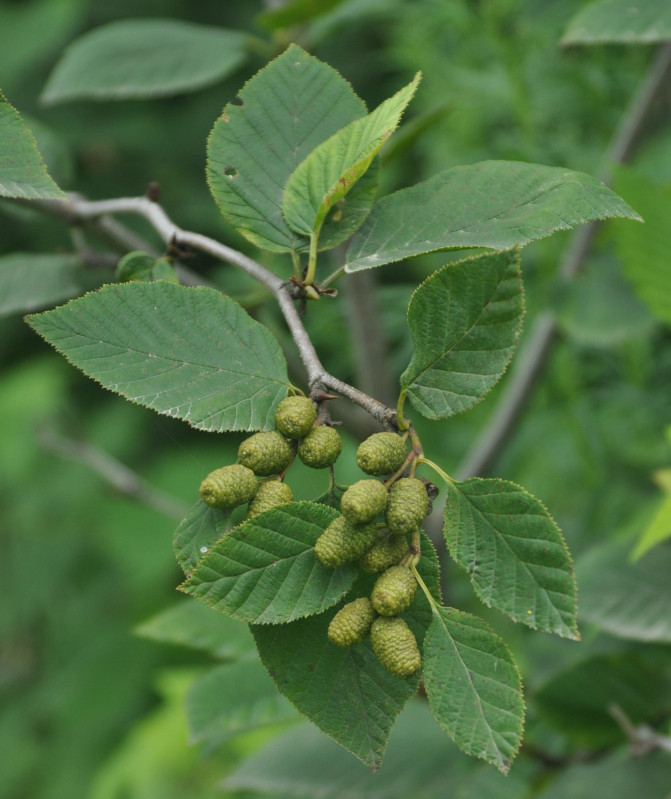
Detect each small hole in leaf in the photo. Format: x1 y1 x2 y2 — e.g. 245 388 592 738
223 165 238 178
230 96 244 107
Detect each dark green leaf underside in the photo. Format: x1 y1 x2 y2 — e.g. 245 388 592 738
444 478 579 639
42 19 247 103
181 503 356 624
252 532 440 770
27 282 289 433
346 160 640 272
401 249 524 419
173 500 232 577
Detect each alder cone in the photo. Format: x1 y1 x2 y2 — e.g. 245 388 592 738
328 597 376 647
385 477 430 535
370 616 421 679
238 431 293 476
359 535 407 574
356 432 407 475
371 564 418 616
247 480 293 519
298 425 342 469
274 396 316 439
199 464 258 510
340 479 388 524
314 515 378 568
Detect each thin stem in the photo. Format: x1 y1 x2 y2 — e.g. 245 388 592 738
455 42 671 481
26 193 398 429
305 232 319 286
417 456 455 486
411 563 439 611
321 264 346 290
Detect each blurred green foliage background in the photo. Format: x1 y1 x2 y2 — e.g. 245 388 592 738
1 1 670 797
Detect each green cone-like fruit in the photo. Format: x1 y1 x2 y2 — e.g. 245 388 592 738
370 616 421 679
385 477 430 535
356 432 408 475
359 535 408 574
274 396 317 439
340 479 388 524
200 464 258 510
247 480 293 519
328 597 376 647
298 425 342 469
371 565 417 616
314 515 378 568
238 431 292 476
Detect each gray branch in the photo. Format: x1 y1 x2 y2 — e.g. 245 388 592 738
38 427 190 520
456 42 671 481
31 193 397 429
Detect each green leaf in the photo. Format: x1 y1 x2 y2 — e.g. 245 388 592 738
252 533 440 770
0 253 101 317
444 478 579 639
224 700 529 799
186 659 297 745
610 166 671 325
562 0 671 45
345 161 640 272
181 503 356 624
400 250 524 420
0 91 65 200
282 73 420 239
423 606 524 774
41 19 247 103
632 492 671 561
173 500 231 577
135 599 254 660
26 282 289 433
577 538 671 642
207 44 372 254
115 251 179 284
535 748 671 799
533 651 671 747
257 0 347 31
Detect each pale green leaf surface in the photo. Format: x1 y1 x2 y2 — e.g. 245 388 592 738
135 599 254 660
610 166 671 324
186 660 297 744
181 503 356 624
252 533 440 770
282 73 420 237
536 748 671 799
26 282 289 433
423 607 524 774
562 0 671 45
631 493 671 560
173 500 231 576
0 92 65 199
444 478 579 638
0 253 100 317
346 161 640 272
207 44 371 253
400 250 524 420
224 701 528 799
533 651 671 747
41 19 247 103
577 538 671 641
